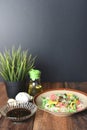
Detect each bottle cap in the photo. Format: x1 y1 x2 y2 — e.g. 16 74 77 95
29 69 41 80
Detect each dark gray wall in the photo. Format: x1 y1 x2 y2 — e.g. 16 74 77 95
0 0 87 82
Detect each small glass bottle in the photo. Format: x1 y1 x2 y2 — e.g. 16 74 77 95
28 69 43 96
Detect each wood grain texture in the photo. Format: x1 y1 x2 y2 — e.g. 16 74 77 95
33 109 68 130
0 82 87 130
0 82 8 107
33 109 87 130
0 82 35 130
0 116 35 130
42 82 65 90
65 82 87 93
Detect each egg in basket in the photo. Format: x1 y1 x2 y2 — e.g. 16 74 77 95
0 92 37 122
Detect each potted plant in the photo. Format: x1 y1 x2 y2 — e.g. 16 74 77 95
0 46 36 98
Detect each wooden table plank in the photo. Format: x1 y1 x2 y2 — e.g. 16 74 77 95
0 116 35 130
33 109 68 130
0 82 87 130
42 82 65 90
0 82 8 107
33 82 65 130
0 82 35 130
33 82 87 130
64 82 87 93
33 109 87 130
67 110 87 130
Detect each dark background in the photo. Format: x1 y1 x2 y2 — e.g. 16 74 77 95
0 0 87 82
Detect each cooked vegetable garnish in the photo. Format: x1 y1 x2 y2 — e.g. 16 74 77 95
41 93 84 113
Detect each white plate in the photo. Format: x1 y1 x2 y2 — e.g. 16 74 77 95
34 88 87 116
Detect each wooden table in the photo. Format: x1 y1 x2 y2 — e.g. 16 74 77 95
0 82 87 130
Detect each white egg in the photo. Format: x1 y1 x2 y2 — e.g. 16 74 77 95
15 92 30 103
7 98 17 106
19 92 33 100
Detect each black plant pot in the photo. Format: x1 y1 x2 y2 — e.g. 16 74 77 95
5 81 28 98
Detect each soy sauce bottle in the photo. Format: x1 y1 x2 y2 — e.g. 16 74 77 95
28 69 43 96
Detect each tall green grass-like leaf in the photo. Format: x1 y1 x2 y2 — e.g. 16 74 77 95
0 46 36 82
